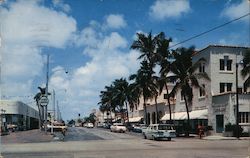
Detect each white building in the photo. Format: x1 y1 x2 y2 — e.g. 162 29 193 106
0 100 40 131
129 45 250 134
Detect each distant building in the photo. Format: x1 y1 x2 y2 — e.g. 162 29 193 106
0 100 39 131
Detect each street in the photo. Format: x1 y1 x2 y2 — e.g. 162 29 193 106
1 127 250 158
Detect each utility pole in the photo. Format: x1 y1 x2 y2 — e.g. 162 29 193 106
51 89 55 134
236 63 240 139
0 19 4 158
44 54 49 134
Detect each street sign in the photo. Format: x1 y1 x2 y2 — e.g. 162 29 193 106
40 96 49 106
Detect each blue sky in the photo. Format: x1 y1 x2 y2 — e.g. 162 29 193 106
0 0 249 120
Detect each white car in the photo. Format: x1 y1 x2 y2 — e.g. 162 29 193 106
84 123 94 128
110 123 127 133
143 124 176 141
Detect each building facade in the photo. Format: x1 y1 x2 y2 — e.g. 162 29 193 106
129 45 250 134
0 100 39 131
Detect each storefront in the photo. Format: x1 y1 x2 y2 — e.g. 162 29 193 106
0 100 39 131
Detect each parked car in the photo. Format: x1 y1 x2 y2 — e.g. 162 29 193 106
110 123 127 133
7 124 17 132
143 124 176 141
133 124 147 133
125 122 134 132
84 123 94 128
103 123 112 129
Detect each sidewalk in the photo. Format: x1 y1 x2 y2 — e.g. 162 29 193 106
1 129 53 144
203 135 250 140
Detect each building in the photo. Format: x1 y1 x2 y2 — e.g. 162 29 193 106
0 100 39 131
129 45 250 135
95 109 115 125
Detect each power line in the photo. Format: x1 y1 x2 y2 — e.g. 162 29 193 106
169 12 250 49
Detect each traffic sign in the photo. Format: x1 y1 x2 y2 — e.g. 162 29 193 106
40 96 49 106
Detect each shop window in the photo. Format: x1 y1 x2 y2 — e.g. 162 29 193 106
239 112 250 123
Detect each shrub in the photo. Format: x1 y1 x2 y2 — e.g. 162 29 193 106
225 123 243 136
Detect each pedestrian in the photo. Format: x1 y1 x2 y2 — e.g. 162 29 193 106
198 125 204 139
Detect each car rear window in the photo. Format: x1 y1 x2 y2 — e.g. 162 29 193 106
158 125 173 130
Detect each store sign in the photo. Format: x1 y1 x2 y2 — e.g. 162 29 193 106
213 106 226 113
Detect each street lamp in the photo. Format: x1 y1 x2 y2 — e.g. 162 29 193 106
44 54 68 134
236 60 243 139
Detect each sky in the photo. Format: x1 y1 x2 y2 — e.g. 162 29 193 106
0 0 249 121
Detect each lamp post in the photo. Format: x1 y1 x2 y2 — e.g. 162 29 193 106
235 60 243 139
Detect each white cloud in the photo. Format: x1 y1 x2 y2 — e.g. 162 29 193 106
221 0 250 22
50 28 140 118
0 0 76 106
52 0 71 13
104 14 127 29
149 0 191 20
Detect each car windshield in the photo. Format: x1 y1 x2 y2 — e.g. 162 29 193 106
0 1 249 158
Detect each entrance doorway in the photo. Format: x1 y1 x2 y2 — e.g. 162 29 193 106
216 115 224 133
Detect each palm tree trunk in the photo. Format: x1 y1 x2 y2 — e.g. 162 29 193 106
125 101 129 123
165 84 172 122
143 96 148 125
154 96 159 123
36 103 43 130
110 109 113 124
183 94 190 137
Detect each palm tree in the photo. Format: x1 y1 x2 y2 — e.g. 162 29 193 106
129 60 158 125
34 87 46 129
155 32 173 122
112 78 130 122
131 32 158 65
131 31 164 124
99 85 116 123
241 49 250 91
169 47 210 136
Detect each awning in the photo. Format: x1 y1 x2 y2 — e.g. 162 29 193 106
160 112 186 121
189 109 208 119
160 109 208 121
128 117 142 123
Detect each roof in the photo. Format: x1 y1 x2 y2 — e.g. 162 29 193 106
193 44 250 57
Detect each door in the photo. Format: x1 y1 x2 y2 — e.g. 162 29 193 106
216 115 224 133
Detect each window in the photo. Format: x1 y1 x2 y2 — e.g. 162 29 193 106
199 84 205 97
227 60 232 71
220 82 232 93
181 93 184 101
220 83 225 93
219 57 232 71
220 59 224 70
239 112 250 123
226 83 232 92
237 88 243 94
199 63 205 73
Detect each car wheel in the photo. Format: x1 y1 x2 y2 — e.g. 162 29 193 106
144 134 147 139
167 137 171 141
153 136 157 141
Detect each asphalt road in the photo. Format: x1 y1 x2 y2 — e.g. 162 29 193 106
2 127 250 158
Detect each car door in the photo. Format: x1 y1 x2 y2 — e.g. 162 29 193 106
145 126 152 139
